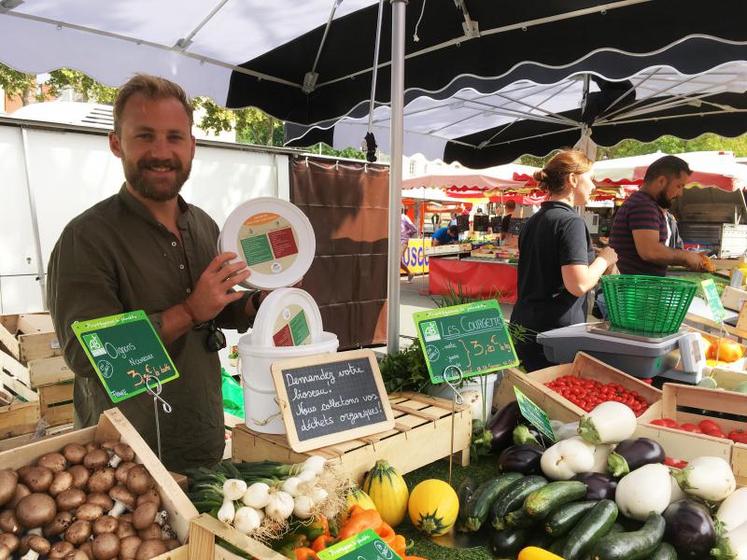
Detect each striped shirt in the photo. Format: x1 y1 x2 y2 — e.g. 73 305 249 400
609 190 667 276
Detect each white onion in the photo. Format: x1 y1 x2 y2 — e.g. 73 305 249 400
293 495 315 520
266 490 294 521
281 476 303 497
302 456 326 476
217 497 236 524
242 482 271 509
233 506 262 534
223 479 248 501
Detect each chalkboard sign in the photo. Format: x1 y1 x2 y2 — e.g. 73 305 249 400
72 310 179 403
414 299 519 384
272 349 395 453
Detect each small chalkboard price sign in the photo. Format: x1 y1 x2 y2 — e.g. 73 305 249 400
72 310 179 403
271 349 395 453
413 299 519 384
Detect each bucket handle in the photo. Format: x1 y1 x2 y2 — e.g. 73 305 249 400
249 397 283 426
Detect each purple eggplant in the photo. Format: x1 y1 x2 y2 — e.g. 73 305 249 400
571 472 618 500
607 437 665 477
497 444 543 474
663 499 716 559
488 401 522 453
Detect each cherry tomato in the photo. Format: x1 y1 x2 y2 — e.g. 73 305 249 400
728 430 747 444
698 419 723 433
680 423 703 433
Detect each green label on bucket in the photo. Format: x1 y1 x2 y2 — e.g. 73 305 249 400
702 279 726 322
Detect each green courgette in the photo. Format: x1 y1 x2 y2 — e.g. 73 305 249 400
504 506 536 529
561 499 618 560
455 476 477 532
464 473 523 532
488 527 528 558
550 536 568 556
490 475 547 530
590 513 665 560
544 500 599 537
524 480 588 519
648 542 678 560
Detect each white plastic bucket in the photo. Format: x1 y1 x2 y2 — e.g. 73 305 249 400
427 372 501 423
243 384 286 434
238 331 339 392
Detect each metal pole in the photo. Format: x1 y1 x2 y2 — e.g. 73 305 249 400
20 128 47 310
387 0 407 355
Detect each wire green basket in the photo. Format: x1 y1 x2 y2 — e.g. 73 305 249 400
600 274 697 335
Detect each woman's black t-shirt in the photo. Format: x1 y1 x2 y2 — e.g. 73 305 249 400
510 201 595 333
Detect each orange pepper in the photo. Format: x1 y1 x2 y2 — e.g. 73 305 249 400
388 535 407 557
311 534 336 553
376 522 395 541
294 547 319 560
338 508 383 540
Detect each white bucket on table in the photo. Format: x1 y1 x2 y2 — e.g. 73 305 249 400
243 383 286 434
427 372 501 423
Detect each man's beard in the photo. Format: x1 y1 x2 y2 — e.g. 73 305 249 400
656 190 672 209
125 157 191 202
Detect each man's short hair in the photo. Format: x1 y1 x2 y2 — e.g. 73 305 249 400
505 200 516 211
113 73 194 134
643 155 692 184
448 225 459 235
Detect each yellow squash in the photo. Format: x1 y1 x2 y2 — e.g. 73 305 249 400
362 460 409 527
517 547 565 560
407 479 459 536
345 486 377 514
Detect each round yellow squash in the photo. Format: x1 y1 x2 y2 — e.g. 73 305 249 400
407 479 459 536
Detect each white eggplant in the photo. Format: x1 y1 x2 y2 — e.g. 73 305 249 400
540 436 596 480
669 474 686 504
578 401 637 444
615 463 672 521
233 507 262 534
718 488 747 534
674 456 736 503
712 520 747 560
550 420 580 441
591 444 612 473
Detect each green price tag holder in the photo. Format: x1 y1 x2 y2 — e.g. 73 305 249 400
73 310 179 460
318 529 401 560
701 279 726 323
513 386 556 443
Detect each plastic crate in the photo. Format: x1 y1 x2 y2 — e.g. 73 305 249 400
601 274 697 335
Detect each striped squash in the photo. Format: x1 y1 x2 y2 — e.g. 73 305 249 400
362 460 409 527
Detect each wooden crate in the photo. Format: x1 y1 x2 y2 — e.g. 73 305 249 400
635 383 747 486
0 313 63 364
186 513 286 560
232 392 472 483
493 368 582 423
0 422 74 453
0 354 40 438
508 352 663 422
0 408 199 544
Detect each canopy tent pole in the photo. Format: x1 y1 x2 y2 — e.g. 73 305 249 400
387 0 406 354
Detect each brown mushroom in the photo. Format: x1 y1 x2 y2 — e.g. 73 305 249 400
92 532 120 560
75 503 104 522
164 539 179 551
116 520 137 539
119 535 142 560
48 540 75 559
93 515 118 535
100 441 118 452
126 466 154 496
87 492 114 511
20 534 50 560
16 492 57 529
0 545 11 560
119 512 133 524
109 443 135 468
62 444 87 465
65 550 91 560
135 539 167 560
37 452 67 473
0 534 19 555
0 469 18 507
56 488 87 512
0 509 21 534
131 502 158 531
85 442 99 454
108 486 135 518
79 541 94 559
65 519 92 546
88 468 116 494
7 482 30 509
135 488 161 509
44 510 74 538
115 462 136 486
17 465 54 493
49 470 74 496
83 449 109 471
137 523 162 541
68 465 90 490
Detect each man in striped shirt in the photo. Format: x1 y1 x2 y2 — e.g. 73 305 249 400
610 155 704 276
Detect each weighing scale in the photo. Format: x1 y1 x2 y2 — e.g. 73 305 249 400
537 322 707 383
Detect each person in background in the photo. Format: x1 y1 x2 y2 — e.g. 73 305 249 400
609 155 703 275
448 212 458 226
431 224 459 246
511 149 618 372
500 200 516 243
400 209 417 282
47 74 267 471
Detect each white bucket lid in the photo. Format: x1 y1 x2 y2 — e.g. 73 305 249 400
220 197 316 290
251 288 323 347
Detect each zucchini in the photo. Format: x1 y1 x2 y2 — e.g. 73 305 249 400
490 475 547 530
544 500 599 537
550 536 568 556
489 527 528 558
524 481 588 519
648 542 677 560
455 476 477 532
590 513 665 560
504 506 536 529
561 499 618 560
464 473 523 531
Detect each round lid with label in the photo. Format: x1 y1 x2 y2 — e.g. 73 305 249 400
221 197 315 290
251 288 323 347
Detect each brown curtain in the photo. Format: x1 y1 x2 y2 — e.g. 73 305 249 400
289 156 389 349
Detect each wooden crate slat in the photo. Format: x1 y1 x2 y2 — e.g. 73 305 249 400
733 444 747 487
0 350 32 388
18 331 61 363
394 391 469 411
188 514 286 560
0 368 38 402
390 403 440 421
0 401 40 439
28 356 73 388
39 381 74 405
17 313 55 334
0 422 74 453
0 316 20 360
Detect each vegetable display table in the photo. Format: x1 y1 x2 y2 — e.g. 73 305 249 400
428 257 517 303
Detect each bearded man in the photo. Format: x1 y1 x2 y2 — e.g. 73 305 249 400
609 155 705 276
47 74 265 471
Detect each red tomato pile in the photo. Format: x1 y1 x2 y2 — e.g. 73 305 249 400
650 418 747 443
545 375 649 416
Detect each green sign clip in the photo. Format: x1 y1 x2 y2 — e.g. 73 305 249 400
318 529 401 560
73 310 179 403
513 386 556 443
701 279 726 323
